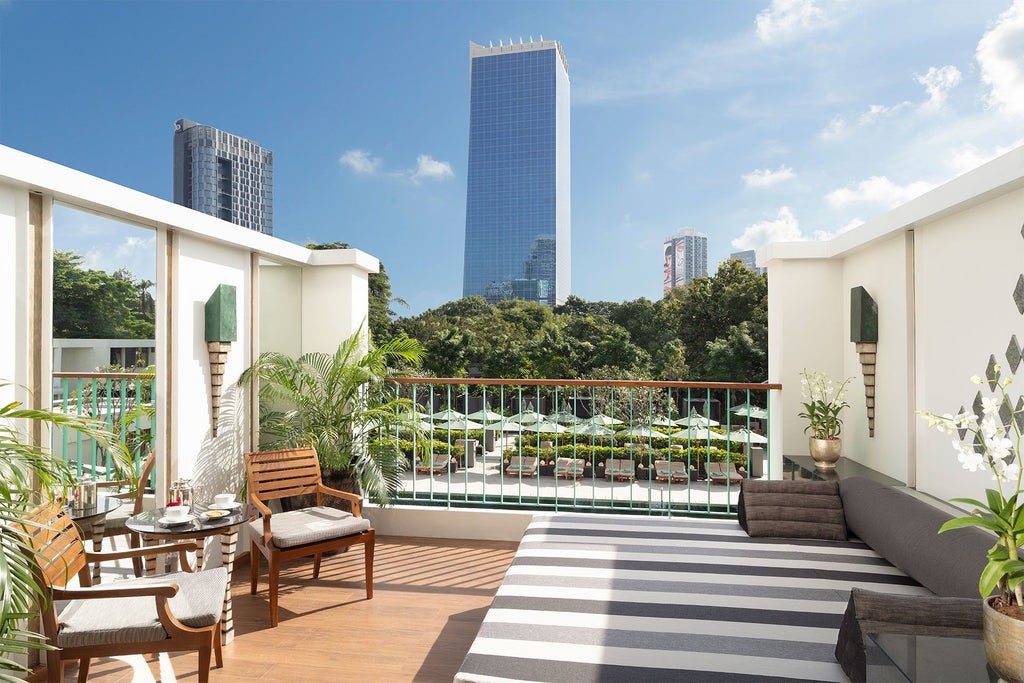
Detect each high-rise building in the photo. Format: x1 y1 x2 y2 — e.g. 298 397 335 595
463 39 571 306
663 228 708 292
729 249 766 275
173 119 273 235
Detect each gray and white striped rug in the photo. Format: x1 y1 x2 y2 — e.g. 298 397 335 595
456 513 931 683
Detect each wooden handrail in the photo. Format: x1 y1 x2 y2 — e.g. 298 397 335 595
391 377 781 390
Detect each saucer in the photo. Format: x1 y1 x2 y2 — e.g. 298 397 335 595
159 514 196 526
200 509 230 520
210 501 241 510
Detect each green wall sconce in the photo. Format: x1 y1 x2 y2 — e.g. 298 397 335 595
850 286 878 437
205 284 237 437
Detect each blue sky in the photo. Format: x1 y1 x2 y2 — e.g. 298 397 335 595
2 0 1023 315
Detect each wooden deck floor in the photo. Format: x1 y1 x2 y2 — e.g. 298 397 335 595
50 536 518 683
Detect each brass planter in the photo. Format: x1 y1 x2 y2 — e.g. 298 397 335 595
808 437 841 468
984 596 1024 683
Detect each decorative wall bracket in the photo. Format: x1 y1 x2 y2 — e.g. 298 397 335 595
851 286 878 437
205 284 237 437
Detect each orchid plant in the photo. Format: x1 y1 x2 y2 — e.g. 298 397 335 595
918 365 1024 610
798 369 853 440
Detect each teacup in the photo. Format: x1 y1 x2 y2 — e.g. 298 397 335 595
214 493 235 507
165 505 190 522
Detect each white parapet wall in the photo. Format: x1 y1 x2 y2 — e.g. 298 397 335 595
365 505 534 543
763 145 1024 504
0 144 378 566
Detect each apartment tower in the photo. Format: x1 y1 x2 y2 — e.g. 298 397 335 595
663 228 708 292
173 119 273 235
462 38 571 306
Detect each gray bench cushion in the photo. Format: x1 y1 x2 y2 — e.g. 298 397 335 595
840 477 994 598
738 479 847 540
250 506 371 549
57 566 227 648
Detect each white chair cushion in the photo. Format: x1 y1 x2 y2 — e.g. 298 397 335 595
57 567 227 648
250 506 371 549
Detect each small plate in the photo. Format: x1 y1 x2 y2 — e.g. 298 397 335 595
158 514 196 526
200 509 230 520
210 501 242 510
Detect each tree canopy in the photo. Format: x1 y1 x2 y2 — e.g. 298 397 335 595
53 250 155 339
386 260 767 382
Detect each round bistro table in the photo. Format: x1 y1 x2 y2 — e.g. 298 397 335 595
127 503 256 645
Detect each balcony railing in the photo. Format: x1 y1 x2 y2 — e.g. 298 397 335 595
52 372 156 485
389 379 779 518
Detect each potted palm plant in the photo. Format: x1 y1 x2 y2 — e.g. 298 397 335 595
0 381 134 680
240 330 425 506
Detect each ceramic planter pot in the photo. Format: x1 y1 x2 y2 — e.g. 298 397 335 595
808 437 841 468
984 596 1024 683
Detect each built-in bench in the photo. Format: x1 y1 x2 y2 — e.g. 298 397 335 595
455 477 992 683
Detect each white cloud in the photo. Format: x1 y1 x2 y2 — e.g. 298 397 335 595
410 155 454 183
916 65 962 112
339 150 454 183
731 206 803 250
339 149 382 175
756 0 829 44
820 115 848 141
977 0 1024 116
947 140 1024 174
742 165 796 188
825 176 936 208
858 102 911 125
812 218 864 241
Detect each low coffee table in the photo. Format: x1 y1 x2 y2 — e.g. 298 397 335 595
127 503 256 645
866 632 995 682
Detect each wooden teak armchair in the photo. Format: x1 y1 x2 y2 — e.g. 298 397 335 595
20 502 226 683
244 447 375 627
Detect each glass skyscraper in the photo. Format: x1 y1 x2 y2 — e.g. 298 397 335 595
463 39 571 306
173 119 273 235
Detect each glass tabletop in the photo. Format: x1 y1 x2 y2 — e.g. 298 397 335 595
64 495 124 523
866 632 996 682
126 503 256 535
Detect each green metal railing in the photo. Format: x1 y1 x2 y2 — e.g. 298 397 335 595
52 372 156 486
390 378 780 518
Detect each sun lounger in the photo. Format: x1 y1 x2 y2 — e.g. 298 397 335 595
415 453 451 475
505 456 538 477
604 458 636 481
653 460 690 483
554 457 586 479
706 461 744 484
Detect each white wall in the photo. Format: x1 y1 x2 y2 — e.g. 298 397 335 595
915 186 1024 503
258 262 302 358
838 231 914 483
0 184 22 387
766 146 1024 504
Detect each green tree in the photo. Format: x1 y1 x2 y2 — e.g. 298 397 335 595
52 250 154 339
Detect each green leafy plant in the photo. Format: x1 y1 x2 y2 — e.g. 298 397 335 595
240 330 425 505
798 369 852 439
918 365 1024 611
0 382 134 680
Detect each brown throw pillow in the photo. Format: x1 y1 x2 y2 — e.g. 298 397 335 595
738 479 847 541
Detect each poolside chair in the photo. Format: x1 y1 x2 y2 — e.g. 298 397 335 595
653 460 691 483
505 456 538 476
554 457 586 479
604 458 636 481
19 502 226 683
415 452 451 475
707 461 745 484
